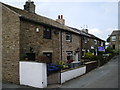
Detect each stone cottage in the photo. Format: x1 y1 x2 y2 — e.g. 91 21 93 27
1 0 105 84
70 27 105 57
107 30 120 52
1 1 81 84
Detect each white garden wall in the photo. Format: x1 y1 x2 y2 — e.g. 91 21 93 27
61 66 86 84
19 61 47 88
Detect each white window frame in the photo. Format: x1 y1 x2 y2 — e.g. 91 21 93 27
83 37 88 43
101 42 103 46
111 36 116 41
66 32 72 42
66 51 73 60
94 39 97 45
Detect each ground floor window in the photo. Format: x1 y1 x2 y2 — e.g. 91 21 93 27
43 52 52 63
82 49 85 57
66 51 73 60
26 53 35 61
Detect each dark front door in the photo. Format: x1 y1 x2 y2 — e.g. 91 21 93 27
112 45 115 49
43 52 52 63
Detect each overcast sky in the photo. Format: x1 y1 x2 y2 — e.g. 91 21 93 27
1 0 118 40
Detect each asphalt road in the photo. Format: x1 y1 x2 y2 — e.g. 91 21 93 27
60 55 119 88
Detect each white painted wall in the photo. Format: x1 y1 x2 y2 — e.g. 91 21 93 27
61 66 86 84
19 61 47 88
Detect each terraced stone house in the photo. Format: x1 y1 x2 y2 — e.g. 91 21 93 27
107 30 120 52
1 0 105 84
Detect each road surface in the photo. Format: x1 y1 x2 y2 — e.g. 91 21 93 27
60 55 119 88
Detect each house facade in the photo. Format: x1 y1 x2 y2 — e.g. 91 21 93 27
107 30 120 52
70 27 105 57
1 1 105 84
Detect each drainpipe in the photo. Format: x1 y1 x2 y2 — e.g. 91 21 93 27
60 30 62 84
60 30 63 62
81 35 83 64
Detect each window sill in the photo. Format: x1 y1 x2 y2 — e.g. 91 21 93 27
66 40 72 42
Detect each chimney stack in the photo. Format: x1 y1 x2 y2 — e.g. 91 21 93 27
24 0 35 13
56 15 65 25
82 25 89 33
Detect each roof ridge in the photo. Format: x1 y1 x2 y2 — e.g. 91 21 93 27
2 2 56 22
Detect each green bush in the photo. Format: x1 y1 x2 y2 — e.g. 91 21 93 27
56 61 69 69
105 46 113 53
113 50 119 55
84 52 94 59
98 51 105 55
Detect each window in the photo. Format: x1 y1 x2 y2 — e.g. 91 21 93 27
94 39 97 45
101 42 104 46
66 32 72 42
66 51 73 60
83 37 88 43
81 49 85 57
43 52 52 63
111 36 116 41
43 28 51 39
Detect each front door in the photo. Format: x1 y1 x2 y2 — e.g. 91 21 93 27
43 52 52 63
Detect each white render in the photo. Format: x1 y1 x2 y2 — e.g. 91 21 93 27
19 61 47 88
61 66 86 84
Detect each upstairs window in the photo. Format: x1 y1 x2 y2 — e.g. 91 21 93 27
94 39 97 45
66 51 73 60
43 28 51 39
101 42 104 46
83 37 88 43
66 32 72 42
111 36 116 41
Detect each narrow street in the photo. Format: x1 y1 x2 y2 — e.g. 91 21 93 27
60 55 119 88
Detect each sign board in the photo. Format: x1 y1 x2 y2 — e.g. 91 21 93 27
98 47 105 51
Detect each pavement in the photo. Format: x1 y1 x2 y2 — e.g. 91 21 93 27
1 55 119 89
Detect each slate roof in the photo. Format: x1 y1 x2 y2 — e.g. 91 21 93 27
2 3 79 34
107 30 120 42
2 2 105 41
69 26 105 41
111 30 120 36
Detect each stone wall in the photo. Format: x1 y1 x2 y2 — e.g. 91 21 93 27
0 3 2 88
47 73 60 84
20 20 61 63
110 35 120 51
62 32 81 62
20 19 82 63
2 5 20 84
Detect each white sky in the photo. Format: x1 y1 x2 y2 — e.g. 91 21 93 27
0 0 119 40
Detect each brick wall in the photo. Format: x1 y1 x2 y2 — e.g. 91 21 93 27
2 5 20 84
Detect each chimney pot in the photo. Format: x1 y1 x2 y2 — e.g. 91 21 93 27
61 15 63 19
58 15 60 19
